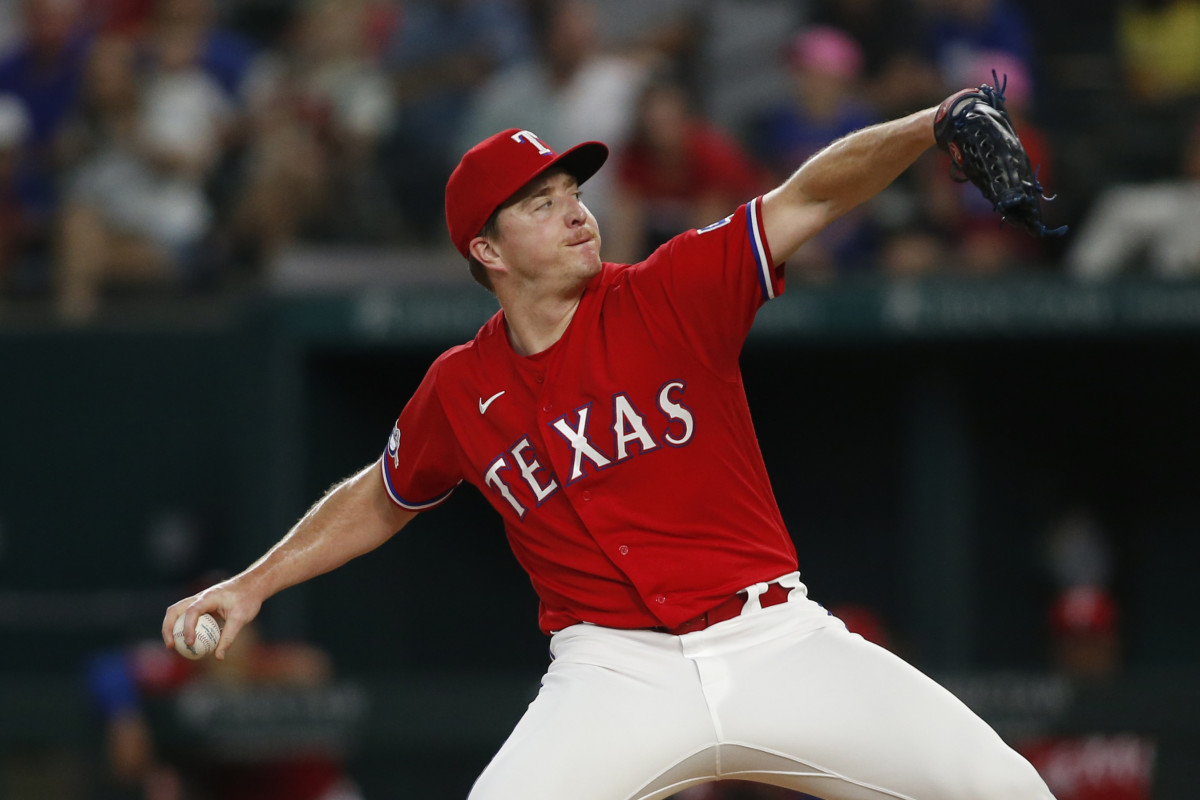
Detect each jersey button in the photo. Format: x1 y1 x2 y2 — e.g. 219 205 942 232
581 490 592 502
541 402 552 413
618 545 629 556
655 594 667 604
535 374 545 384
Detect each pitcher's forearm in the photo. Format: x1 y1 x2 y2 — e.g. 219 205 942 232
238 460 415 601
786 108 935 215
762 108 937 261
163 460 414 659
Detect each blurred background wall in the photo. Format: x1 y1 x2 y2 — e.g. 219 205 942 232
2 0 1199 798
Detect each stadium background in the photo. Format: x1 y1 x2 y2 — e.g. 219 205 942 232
1 0 1198 798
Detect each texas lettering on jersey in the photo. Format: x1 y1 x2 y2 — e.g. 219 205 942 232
483 380 694 518
379 197 798 634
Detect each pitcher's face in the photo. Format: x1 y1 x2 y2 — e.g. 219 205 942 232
491 170 602 290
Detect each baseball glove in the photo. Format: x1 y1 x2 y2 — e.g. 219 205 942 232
934 74 1066 237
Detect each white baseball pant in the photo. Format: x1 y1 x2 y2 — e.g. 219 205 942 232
467 576 1056 800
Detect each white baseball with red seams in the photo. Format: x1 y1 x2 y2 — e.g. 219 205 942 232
172 613 221 660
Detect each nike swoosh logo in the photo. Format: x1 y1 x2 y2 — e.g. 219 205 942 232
479 390 506 414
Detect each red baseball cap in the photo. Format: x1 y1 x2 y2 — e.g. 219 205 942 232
445 128 608 259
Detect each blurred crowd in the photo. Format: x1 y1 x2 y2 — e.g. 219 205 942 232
2 0 1200 321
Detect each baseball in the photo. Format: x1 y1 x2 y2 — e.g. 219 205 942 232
173 613 222 660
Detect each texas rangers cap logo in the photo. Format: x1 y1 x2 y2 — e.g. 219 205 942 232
388 425 401 469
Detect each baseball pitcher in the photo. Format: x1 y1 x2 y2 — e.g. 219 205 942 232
165 84 1058 800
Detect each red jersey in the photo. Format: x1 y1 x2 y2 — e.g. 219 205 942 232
381 197 797 633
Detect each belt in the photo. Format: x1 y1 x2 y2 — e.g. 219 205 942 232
655 581 792 635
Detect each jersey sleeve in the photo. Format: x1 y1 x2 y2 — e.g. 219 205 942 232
629 196 784 374
379 358 464 511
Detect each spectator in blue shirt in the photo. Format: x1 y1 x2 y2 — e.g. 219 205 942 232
379 0 532 240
